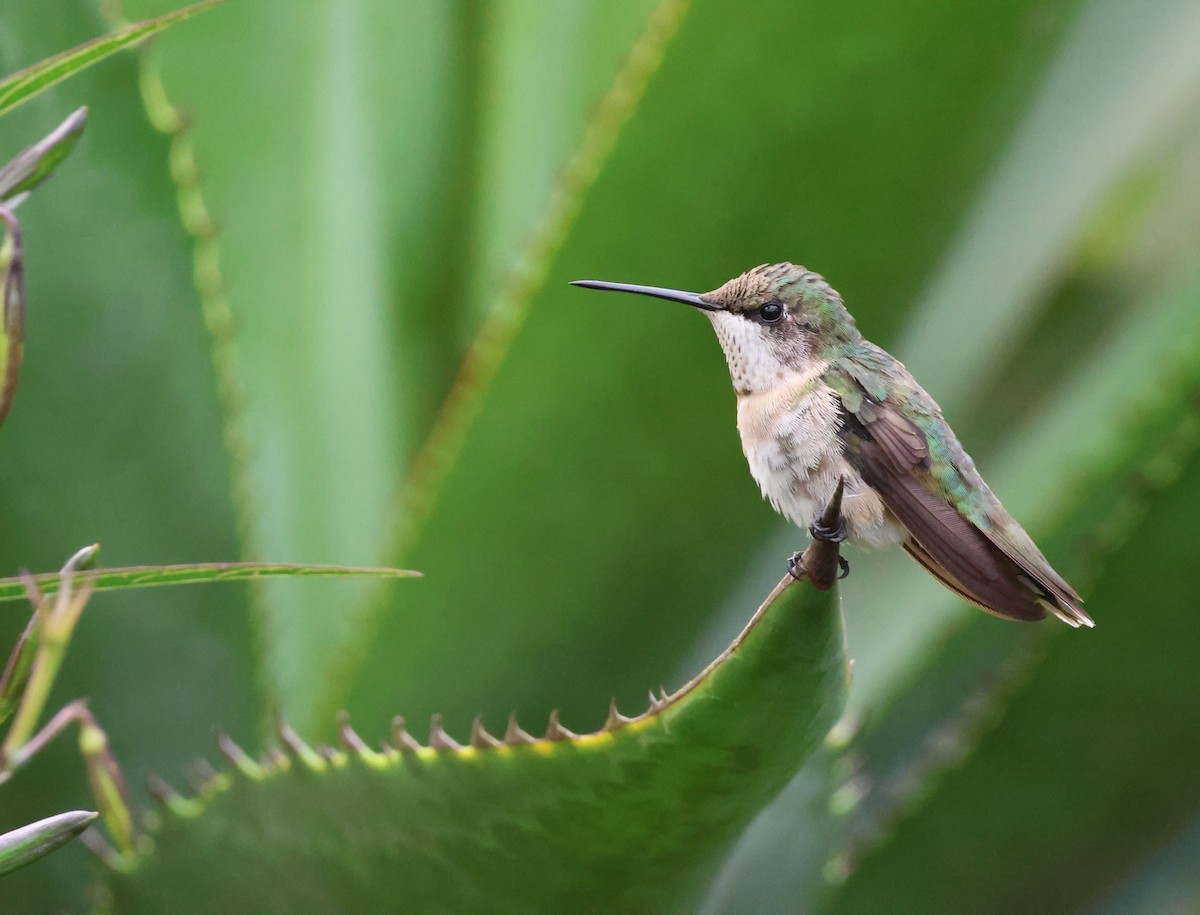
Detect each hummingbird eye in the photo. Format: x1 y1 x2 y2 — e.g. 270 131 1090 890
758 301 784 323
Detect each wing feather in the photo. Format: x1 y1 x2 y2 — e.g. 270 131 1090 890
827 363 1093 627
847 430 1047 622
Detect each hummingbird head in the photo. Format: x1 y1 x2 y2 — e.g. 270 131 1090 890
572 263 859 395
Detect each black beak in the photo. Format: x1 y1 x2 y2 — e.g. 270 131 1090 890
570 279 721 312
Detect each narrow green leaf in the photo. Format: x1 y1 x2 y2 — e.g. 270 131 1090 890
0 107 88 427
0 107 87 205
0 0 226 118
0 205 24 427
0 562 419 603
0 5 257 907
105 573 847 912
0 608 39 725
0 810 97 876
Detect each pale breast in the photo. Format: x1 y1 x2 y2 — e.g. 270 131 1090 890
736 372 904 547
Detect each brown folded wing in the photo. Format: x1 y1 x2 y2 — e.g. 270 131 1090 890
841 403 1049 622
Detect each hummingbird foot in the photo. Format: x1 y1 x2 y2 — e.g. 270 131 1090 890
807 476 848 544
788 477 849 588
808 517 847 544
789 552 849 582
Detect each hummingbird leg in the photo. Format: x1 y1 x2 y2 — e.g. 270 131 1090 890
788 478 849 588
808 476 848 543
807 486 848 545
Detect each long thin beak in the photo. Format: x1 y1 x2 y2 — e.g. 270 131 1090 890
570 279 721 312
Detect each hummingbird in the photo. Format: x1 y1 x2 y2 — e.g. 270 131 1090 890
572 263 1093 628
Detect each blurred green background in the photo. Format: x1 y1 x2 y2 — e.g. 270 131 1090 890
3 0 1200 910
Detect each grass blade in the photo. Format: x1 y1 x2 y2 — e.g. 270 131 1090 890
0 107 87 206
0 561 419 603
0 0 226 118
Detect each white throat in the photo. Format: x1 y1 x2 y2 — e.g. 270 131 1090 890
706 311 809 395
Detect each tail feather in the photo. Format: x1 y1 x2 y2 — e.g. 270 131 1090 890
903 539 1041 623
1037 593 1094 629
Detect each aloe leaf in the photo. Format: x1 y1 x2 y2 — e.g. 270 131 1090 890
1093 816 1200 915
0 562 418 604
118 0 675 735
456 0 664 334
0 0 225 118
826 440 1200 914
342 0 1084 756
823 0 1200 727
104 573 846 912
0 810 97 876
897 0 1200 412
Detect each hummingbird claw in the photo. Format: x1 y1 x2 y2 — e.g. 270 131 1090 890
808 517 848 543
789 551 849 582
788 478 848 589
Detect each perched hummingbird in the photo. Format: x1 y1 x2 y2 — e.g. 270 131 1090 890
572 263 1093 628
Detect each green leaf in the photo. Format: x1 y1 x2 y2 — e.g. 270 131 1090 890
1094 817 1200 915
120 0 672 735
0 610 37 726
8 0 1200 908
826 431 1200 914
104 573 847 912
341 0 1084 753
0 106 87 205
0 106 88 427
896 0 1200 414
0 205 23 428
0 810 97 876
0 0 225 118
0 561 419 603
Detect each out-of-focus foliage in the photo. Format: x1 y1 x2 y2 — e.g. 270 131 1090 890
2 0 1200 910
0 0 223 117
